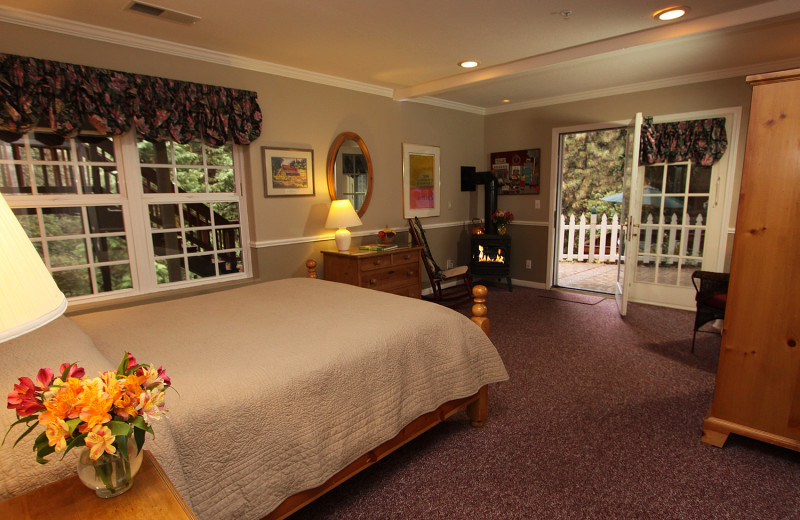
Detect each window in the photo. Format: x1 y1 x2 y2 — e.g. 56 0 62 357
1 131 250 301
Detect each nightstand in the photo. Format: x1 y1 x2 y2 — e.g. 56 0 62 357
0 451 196 519
322 246 422 298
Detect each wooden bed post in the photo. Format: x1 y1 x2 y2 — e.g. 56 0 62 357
306 259 318 278
470 285 490 337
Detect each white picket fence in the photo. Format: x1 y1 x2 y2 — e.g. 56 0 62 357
559 212 704 264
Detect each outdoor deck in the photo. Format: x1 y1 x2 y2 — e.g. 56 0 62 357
556 261 617 294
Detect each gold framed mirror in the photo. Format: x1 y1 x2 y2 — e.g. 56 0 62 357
326 132 373 218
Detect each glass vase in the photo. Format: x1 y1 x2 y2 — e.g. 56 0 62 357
497 224 507 235
76 438 144 498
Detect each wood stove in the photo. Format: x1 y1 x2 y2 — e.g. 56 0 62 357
471 234 512 291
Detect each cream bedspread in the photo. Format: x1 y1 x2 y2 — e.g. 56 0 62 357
69 278 508 520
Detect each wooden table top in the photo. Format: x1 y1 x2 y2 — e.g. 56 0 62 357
0 450 197 519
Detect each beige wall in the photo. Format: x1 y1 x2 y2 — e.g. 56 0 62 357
0 23 484 294
484 77 753 285
1 23 756 300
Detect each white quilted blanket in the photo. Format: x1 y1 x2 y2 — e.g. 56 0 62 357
13 278 507 519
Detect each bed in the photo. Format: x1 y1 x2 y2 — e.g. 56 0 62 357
0 277 508 519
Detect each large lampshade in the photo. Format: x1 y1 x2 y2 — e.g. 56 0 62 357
0 194 67 342
324 199 363 251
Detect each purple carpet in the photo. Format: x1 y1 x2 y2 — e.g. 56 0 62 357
290 286 800 519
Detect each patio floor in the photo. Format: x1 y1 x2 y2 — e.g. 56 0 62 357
556 261 618 294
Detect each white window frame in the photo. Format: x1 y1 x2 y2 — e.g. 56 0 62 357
4 130 251 303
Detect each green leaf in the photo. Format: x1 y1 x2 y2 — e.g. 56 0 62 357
2 415 39 446
65 418 82 435
11 421 40 448
131 415 153 435
116 352 130 375
106 420 132 437
60 431 87 459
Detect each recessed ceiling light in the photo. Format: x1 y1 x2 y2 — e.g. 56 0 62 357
458 60 480 69
653 6 689 21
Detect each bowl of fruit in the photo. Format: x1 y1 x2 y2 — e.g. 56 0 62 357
377 227 397 244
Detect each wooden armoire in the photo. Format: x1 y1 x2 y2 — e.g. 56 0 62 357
701 68 800 452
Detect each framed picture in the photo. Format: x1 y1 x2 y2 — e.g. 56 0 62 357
402 143 440 218
262 147 315 197
490 148 540 195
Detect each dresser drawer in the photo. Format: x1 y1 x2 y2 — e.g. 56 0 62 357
391 250 419 266
360 263 420 292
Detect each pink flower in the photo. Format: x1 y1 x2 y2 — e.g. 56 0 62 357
156 366 171 386
35 368 54 388
126 352 138 371
7 377 44 417
59 362 85 379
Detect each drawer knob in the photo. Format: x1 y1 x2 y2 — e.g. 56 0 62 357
407 270 414 276
373 259 383 266
370 278 378 285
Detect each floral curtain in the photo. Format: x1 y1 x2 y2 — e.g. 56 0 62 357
0 53 262 147
639 116 727 166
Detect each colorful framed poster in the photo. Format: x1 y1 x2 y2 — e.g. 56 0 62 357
402 143 440 218
262 147 315 197
490 148 540 195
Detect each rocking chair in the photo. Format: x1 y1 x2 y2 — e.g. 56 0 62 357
408 217 472 304
691 270 729 352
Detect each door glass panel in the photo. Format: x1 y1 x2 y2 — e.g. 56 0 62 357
656 258 679 284
665 164 687 193
687 196 708 224
643 165 663 191
635 260 656 283
689 166 712 193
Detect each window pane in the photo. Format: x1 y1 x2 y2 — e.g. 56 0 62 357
76 136 115 163
156 258 186 284
679 258 702 287
213 202 239 223
643 165 663 191
95 264 132 293
689 165 712 193
216 228 241 250
138 140 171 164
150 204 181 229
43 207 84 236
29 132 70 161
0 135 26 160
35 165 77 194
186 229 214 252
47 238 88 267
0 164 31 194
207 144 233 166
81 165 119 194
176 168 205 193
185 203 211 227
209 169 234 193
92 236 129 262
141 166 174 193
188 255 216 279
218 252 243 274
12 208 40 237
173 142 203 165
686 196 708 224
656 260 679 285
152 231 183 256
665 164 688 194
52 269 92 297
87 205 125 233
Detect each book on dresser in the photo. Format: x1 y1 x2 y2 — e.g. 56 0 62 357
359 243 399 251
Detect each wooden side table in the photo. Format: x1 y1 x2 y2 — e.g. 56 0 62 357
0 451 196 519
322 246 422 298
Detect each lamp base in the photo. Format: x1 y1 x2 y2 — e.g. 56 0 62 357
335 228 351 251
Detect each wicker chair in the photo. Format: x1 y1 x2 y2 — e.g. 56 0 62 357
691 270 730 352
408 217 472 304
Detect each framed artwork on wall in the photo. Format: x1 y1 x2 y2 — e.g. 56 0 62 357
402 143 440 218
262 147 315 197
490 148 540 195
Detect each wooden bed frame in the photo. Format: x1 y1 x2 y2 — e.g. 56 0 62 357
263 264 493 519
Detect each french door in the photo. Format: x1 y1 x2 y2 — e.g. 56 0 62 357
617 110 735 313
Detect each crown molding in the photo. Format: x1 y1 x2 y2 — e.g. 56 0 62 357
484 56 800 115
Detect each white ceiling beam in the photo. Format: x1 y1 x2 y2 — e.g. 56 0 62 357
393 0 800 101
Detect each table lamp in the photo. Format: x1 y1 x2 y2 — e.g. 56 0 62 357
0 194 67 342
325 199 362 251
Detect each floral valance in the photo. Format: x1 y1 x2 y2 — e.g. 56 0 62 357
0 53 262 147
639 116 727 166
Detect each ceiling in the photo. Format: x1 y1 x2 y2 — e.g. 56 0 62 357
1 0 799 114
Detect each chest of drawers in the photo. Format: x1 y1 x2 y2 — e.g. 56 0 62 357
322 246 422 298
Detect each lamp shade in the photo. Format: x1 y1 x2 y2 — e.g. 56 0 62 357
325 200 362 251
324 199 363 229
0 194 67 342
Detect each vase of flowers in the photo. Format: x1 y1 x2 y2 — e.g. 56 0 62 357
491 210 515 235
4 352 170 498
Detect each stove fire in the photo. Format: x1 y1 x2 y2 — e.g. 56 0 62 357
477 245 506 264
